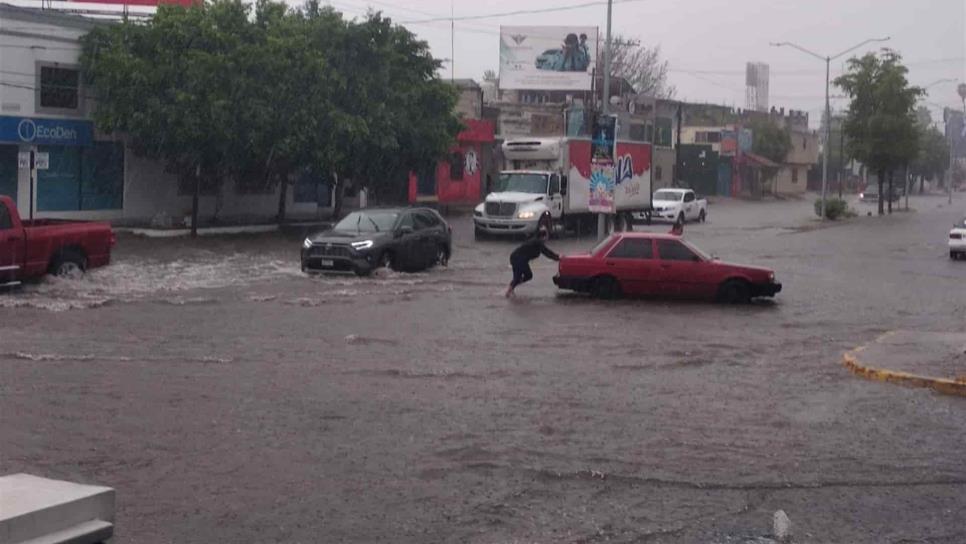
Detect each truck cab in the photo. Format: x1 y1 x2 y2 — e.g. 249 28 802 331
473 170 563 238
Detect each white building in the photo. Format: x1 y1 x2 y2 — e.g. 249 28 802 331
0 3 331 225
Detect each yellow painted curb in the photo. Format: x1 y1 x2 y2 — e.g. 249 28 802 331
843 332 966 397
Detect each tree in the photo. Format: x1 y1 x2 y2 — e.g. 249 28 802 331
834 50 923 215
910 127 950 193
601 35 675 98
81 0 460 231
747 117 791 190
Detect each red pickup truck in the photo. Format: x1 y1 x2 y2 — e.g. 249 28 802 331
0 195 115 286
553 232 781 302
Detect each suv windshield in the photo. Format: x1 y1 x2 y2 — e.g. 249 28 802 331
653 190 684 201
494 173 548 194
334 211 399 233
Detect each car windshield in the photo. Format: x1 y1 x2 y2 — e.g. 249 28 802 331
683 240 712 261
653 190 683 201
334 211 399 233
494 173 548 194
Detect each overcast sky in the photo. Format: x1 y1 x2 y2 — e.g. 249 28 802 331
325 0 966 128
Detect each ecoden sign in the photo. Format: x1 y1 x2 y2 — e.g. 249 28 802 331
499 26 598 91
0 116 93 146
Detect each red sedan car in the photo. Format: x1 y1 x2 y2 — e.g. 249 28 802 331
553 232 781 302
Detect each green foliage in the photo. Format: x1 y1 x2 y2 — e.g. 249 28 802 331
747 117 792 164
834 50 923 214
815 197 849 220
80 0 461 217
910 126 950 182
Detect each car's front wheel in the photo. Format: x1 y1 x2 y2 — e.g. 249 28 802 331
379 251 396 271
717 279 751 304
699 209 707 223
435 244 450 267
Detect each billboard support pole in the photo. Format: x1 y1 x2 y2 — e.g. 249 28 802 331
597 0 613 241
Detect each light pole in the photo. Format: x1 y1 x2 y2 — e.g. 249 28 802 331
770 37 890 220
597 0 613 240
955 83 966 205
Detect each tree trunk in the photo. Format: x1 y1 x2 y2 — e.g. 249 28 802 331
331 173 346 220
276 174 288 224
191 164 201 238
892 170 896 215
877 169 885 216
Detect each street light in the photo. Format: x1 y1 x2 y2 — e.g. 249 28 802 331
770 37 890 220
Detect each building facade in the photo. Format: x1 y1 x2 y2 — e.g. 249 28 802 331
0 4 327 226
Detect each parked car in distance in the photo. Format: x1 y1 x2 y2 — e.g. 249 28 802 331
0 195 115 287
633 188 707 224
553 232 781 302
950 217 966 260
301 207 452 276
859 184 900 203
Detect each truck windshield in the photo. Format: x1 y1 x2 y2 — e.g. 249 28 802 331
494 173 548 194
653 190 684 201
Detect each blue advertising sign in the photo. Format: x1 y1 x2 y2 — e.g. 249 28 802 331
0 116 93 147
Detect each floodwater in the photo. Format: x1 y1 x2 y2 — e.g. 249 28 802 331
2 195 965 543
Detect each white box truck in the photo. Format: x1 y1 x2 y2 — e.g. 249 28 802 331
473 137 652 238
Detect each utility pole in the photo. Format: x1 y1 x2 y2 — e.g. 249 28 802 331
450 1 455 82
838 117 845 199
597 0 613 240
771 37 890 219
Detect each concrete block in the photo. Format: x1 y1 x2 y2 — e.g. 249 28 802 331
0 474 114 544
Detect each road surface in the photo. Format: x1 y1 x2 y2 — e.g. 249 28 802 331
2 194 965 543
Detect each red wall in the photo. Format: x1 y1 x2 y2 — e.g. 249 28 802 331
409 119 494 206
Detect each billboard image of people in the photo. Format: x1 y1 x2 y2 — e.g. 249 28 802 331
500 26 598 91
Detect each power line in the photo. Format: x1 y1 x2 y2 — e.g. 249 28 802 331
399 0 650 24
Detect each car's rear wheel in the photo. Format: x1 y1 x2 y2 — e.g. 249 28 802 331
591 276 621 300
50 250 86 279
718 279 751 304
435 244 449 267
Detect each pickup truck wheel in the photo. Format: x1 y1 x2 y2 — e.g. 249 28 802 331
699 209 707 223
474 227 486 241
591 276 621 300
677 212 686 225
718 279 751 304
51 250 86 279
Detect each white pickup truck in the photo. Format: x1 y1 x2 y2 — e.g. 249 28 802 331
637 188 708 224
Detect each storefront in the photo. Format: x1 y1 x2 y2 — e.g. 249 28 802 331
0 115 123 218
407 119 495 207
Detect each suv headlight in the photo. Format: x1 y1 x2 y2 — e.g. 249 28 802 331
517 210 537 220
302 238 313 249
351 240 374 251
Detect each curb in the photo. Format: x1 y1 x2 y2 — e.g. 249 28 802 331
843 332 966 397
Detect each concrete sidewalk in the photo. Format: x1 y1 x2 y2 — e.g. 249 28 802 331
844 330 966 396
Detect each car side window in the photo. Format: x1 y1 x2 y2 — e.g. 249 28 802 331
657 239 699 262
608 238 653 259
414 212 437 231
0 204 11 230
398 213 415 231
684 192 695 203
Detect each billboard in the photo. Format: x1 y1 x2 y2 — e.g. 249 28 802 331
499 26 598 91
66 0 197 6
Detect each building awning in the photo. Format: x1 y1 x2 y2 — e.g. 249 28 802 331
742 152 780 168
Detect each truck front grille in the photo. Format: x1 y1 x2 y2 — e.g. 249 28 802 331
485 202 517 217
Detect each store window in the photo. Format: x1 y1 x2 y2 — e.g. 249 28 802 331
38 65 80 112
37 142 124 211
792 168 799 183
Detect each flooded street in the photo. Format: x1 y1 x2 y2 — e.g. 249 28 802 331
2 195 965 543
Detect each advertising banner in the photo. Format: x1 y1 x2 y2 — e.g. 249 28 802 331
0 116 93 147
499 26 597 91
569 139 651 213
589 162 615 213
66 0 196 5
